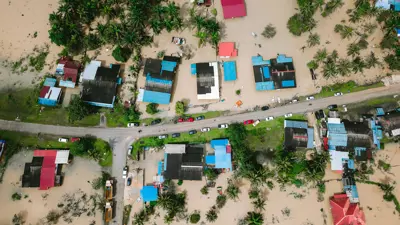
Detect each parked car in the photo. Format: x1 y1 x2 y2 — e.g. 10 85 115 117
127 177 132 186
196 116 205 121
328 104 338 110
253 120 260 127
266 116 274 121
342 105 348 112
306 96 315 100
201 127 211 132
261 106 270 111
186 117 194 122
128 146 132 155
172 133 181 138
334 92 343 96
243 120 254 125
123 166 128 179
178 117 194 122
127 122 140 127
151 119 161 125
58 138 68 143
70 137 80 142
284 113 293 118
158 134 168 139
189 130 197 135
218 124 229 129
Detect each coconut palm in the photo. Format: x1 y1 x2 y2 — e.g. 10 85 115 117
245 211 264 225
216 194 227 208
226 182 240 200
307 33 320 47
322 61 338 78
252 197 266 212
352 57 366 73
307 60 319 69
248 188 260 199
206 209 218 222
195 31 207 47
357 38 369 50
335 24 354 39
336 59 352 76
261 24 277 39
329 50 339 62
347 43 360 57
363 22 377 35
365 52 380 69
314 48 328 63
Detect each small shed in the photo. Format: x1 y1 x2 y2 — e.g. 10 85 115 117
218 42 237 58
223 61 237 81
140 186 158 202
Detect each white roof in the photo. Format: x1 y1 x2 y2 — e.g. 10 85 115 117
197 62 220 100
329 150 349 171
82 60 101 80
42 87 61 101
375 0 391 9
164 144 186 154
327 118 341 124
137 88 145 102
55 150 70 164
391 128 400 136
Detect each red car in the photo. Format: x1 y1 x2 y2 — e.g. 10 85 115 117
186 117 194 122
70 137 80 142
243 120 254 125
178 117 185 123
177 117 194 122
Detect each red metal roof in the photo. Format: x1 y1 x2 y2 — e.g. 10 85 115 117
34 150 57 157
218 42 238 57
221 0 247 19
34 150 57 190
330 194 366 225
39 86 50 98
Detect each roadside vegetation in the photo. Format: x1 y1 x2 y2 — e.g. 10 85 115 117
70 136 113 167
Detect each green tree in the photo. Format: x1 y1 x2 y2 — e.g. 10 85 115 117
67 96 91 123
307 60 319 69
287 13 316 36
175 101 186 115
261 24 277 39
226 181 240 200
365 52 380 69
245 211 264 225
200 186 209 195
146 103 159 115
336 59 352 76
357 38 369 50
314 48 328 63
363 22 377 35
216 194 227 208
307 33 320 47
189 212 201 224
352 57 366 73
112 45 132 62
347 43 361 57
334 24 354 39
384 54 400 70
321 0 344 17
248 188 260 199
252 197 266 212
322 60 338 78
206 208 218 222
204 168 218 181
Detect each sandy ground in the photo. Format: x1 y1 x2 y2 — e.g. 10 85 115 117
0 150 103 225
0 0 390 117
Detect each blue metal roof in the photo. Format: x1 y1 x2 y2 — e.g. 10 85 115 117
223 61 237 81
327 122 347 150
164 153 168 171
191 64 197 75
262 66 270 79
376 107 385 116
347 159 355 169
328 122 347 134
276 54 293 63
146 74 173 85
210 139 232 171
354 147 366 157
307 128 314 148
256 81 275 91
161 60 177 72
284 120 308 129
251 56 270 66
344 185 359 201
205 155 216 164
140 186 158 202
370 120 382 149
142 90 171 105
43 78 56 87
38 98 57 106
158 161 163 175
211 139 229 148
282 80 295 87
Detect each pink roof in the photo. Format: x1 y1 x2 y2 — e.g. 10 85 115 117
34 150 57 190
218 42 238 57
34 150 57 157
330 193 366 225
221 0 247 19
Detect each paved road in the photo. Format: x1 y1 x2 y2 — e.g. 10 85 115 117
0 84 399 224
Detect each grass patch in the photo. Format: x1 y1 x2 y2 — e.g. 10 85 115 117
123 205 132 225
186 111 229 119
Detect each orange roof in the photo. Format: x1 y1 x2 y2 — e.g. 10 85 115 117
218 42 238 57
330 193 366 225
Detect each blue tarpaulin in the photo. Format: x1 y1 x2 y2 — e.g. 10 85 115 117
223 61 237 81
140 186 158 202
262 67 270 79
38 98 57 106
277 54 293 63
161 60 177 72
256 81 275 91
142 90 171 104
347 159 355 169
191 64 197 75
43 78 56 87
282 80 295 87
205 155 216 164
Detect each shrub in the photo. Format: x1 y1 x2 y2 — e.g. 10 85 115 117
261 24 276 39
67 96 91 123
146 103 159 115
211 8 217 16
157 50 165 58
236 89 241 95
189 212 201 223
200 186 209 195
11 192 22 201
112 45 132 62
216 194 227 208
175 101 186 115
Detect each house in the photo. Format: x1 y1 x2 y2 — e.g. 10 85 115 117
22 150 70 190
252 54 296 91
137 56 180 105
191 62 220 100
0 140 5 161
223 61 237 81
56 57 80 88
370 119 383 150
221 0 247 19
378 111 400 137
81 61 120 108
38 78 62 106
218 42 238 58
342 159 359 203
283 120 314 151
205 139 232 171
163 144 204 180
140 186 158 202
329 193 366 225
375 0 400 11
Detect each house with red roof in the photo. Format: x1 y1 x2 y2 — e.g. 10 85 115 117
218 42 238 58
330 193 366 225
56 57 80 88
221 0 247 19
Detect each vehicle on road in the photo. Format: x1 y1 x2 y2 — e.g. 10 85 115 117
151 119 161 125
201 127 211 132
334 92 343 96
189 130 197 135
128 146 132 155
127 122 140 127
105 180 113 200
243 120 254 125
178 117 194 122
266 116 274 121
158 134 168 139
58 138 68 143
123 166 128 179
328 104 338 110
284 113 293 118
186 117 194 122
306 96 315 100
315 110 325 120
127 177 132 186
218 124 229 129
261 106 269 111
172 133 181 138
253 120 260 127
70 137 80 142
196 115 205 120
343 105 348 112
104 202 113 222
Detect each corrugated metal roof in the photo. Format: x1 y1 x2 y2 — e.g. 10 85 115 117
328 118 341 124
329 150 349 171
205 155 216 164
140 186 158 202
210 139 229 149
307 128 314 148
164 144 186 154
142 90 171 105
214 146 232 170
223 61 237 81
284 120 308 129
82 60 101 80
256 81 275 91
43 78 56 87
55 150 70 164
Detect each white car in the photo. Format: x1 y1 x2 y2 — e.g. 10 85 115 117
127 122 139 127
284 113 293 118
123 166 128 179
201 127 211 132
306 96 315 100
266 116 274 121
158 134 168 139
128 146 133 155
218 124 229 129
58 138 68 143
342 105 348 112
253 120 260 127
334 92 343 96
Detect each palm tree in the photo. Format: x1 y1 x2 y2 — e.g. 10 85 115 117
248 188 260 199
357 38 369 50
313 48 328 63
133 210 147 225
336 59 352 76
206 209 218 222
261 24 277 39
216 194 227 208
352 57 366 73
322 61 338 78
340 25 354 39
252 197 266 212
245 211 264 225
226 182 240 200
347 43 360 57
363 23 377 35
307 33 320 47
195 31 207 47
330 50 339 62
365 52 380 69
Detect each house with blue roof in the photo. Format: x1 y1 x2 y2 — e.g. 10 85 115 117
283 120 314 151
38 78 62 106
140 186 158 202
138 56 180 105
205 139 232 172
252 54 296 91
